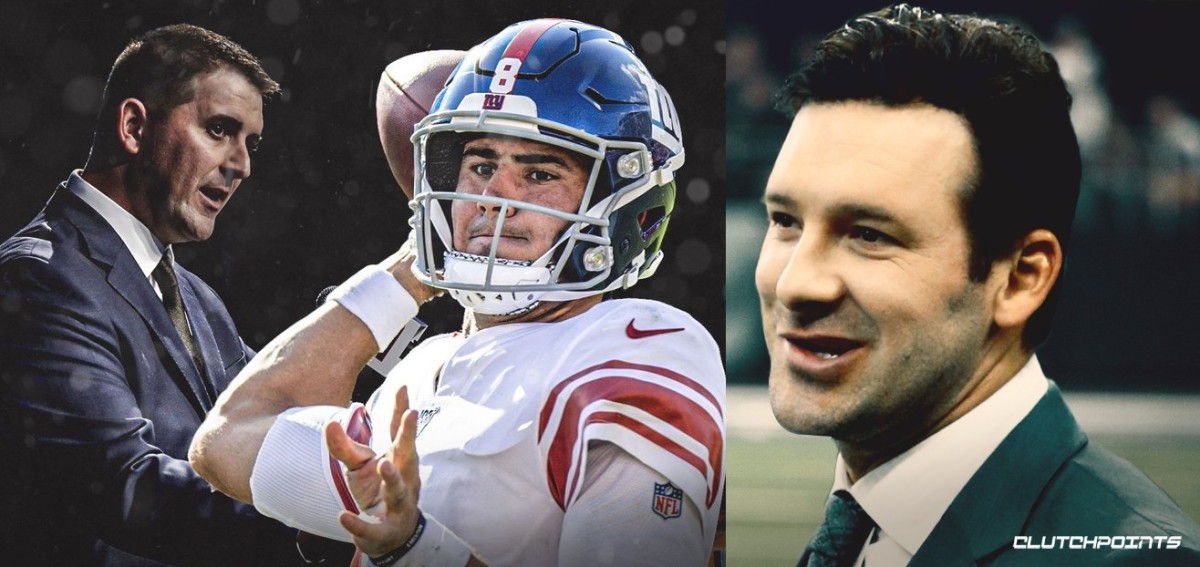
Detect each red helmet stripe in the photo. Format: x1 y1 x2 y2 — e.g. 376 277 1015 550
501 18 565 62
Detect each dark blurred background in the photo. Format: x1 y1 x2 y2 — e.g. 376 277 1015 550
728 0 1200 391
0 0 725 368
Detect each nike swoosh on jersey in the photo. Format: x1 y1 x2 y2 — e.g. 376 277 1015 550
625 319 685 339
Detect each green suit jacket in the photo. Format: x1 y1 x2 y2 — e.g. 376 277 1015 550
908 384 1200 566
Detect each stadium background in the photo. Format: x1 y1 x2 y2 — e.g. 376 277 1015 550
0 0 726 377
728 1 1200 564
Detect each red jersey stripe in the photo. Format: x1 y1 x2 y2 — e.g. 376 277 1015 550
564 410 722 509
541 375 723 510
540 359 723 437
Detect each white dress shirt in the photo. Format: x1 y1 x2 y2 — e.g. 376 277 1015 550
831 356 1050 566
66 170 169 299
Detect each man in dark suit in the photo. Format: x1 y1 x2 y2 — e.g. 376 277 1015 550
0 24 300 565
755 4 1200 565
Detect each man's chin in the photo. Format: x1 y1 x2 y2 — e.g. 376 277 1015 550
767 373 854 436
173 220 216 243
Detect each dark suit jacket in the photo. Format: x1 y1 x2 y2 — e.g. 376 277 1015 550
0 187 299 566
909 383 1200 566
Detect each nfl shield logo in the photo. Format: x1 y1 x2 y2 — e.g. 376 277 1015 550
652 482 684 520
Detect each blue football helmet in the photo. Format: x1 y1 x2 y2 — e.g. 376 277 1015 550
409 18 685 315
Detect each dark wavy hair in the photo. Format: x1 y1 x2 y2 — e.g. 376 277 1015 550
775 4 1081 349
87 24 280 168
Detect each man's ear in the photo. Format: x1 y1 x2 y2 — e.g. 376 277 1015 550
116 98 149 156
992 229 1062 330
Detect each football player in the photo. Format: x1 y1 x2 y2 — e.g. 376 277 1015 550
190 19 724 567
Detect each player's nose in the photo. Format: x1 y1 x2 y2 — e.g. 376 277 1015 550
478 167 520 217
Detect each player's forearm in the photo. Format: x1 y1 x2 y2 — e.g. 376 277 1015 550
192 249 431 502
191 302 378 501
229 302 379 408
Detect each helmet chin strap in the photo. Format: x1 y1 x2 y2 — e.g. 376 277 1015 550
440 220 582 316
441 254 549 317
441 251 554 316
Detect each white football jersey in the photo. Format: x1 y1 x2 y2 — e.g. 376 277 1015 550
252 298 724 566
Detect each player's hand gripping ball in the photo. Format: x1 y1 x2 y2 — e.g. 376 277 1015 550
375 49 465 198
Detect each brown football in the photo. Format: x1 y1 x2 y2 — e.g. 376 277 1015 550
375 49 465 198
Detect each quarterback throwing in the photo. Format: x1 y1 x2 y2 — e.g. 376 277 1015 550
190 19 724 567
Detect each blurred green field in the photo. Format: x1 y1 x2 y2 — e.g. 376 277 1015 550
726 388 1200 566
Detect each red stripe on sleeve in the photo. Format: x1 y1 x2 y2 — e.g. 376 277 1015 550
539 369 723 510
540 360 723 436
566 410 720 508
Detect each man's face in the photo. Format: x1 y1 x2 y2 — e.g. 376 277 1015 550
450 136 589 262
756 101 998 448
135 67 263 243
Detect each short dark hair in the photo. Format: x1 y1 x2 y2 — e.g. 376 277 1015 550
775 3 1081 349
87 24 281 168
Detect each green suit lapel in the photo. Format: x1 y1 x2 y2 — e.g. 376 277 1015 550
910 384 1087 566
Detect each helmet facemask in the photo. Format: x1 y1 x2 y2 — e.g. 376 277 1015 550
411 111 679 316
406 19 685 317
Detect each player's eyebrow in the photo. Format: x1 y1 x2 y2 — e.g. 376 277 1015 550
463 146 572 168
463 147 499 160
513 153 568 167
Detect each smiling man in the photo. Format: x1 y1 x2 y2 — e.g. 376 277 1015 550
0 24 301 565
757 4 1200 566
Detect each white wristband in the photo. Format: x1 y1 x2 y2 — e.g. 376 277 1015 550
394 513 475 567
328 265 418 353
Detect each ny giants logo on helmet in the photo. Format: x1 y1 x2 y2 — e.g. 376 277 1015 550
482 94 505 110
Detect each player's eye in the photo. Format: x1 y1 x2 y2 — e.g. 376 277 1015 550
207 122 227 138
470 163 496 177
529 170 557 183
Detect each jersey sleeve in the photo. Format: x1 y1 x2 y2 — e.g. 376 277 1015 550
559 442 707 566
536 300 726 543
250 404 379 542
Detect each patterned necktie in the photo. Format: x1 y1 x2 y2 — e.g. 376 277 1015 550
151 250 208 382
802 489 876 567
